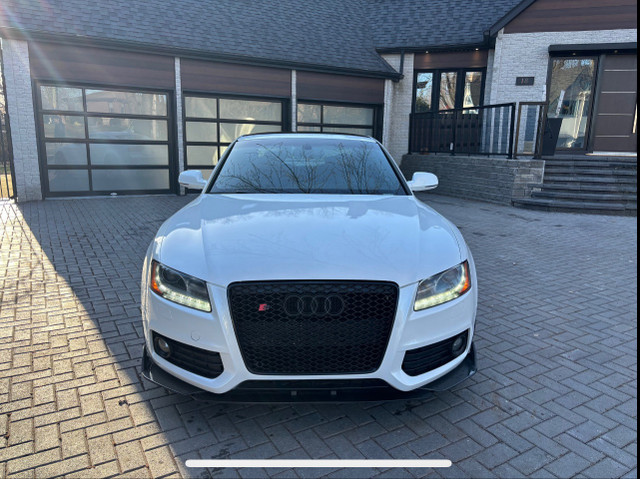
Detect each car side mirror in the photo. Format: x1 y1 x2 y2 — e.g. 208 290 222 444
407 172 438 192
178 170 207 190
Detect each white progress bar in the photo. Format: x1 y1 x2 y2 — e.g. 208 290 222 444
186 459 452 468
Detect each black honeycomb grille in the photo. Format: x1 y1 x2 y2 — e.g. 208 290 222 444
402 330 469 377
227 281 399 375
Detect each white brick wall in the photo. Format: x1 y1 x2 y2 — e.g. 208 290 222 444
489 29 638 105
382 53 413 165
484 49 495 105
174 57 186 193
1 38 41 202
174 58 184 172
291 70 297 131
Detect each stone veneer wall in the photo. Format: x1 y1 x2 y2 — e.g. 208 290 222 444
401 154 545 205
1 38 41 202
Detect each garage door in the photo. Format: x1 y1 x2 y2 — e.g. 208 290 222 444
37 84 173 196
184 95 285 179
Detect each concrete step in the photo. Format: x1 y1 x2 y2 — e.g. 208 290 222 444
543 167 637 176
523 156 637 215
530 183 637 194
542 155 638 165
543 175 637 185
513 198 636 216
544 163 637 173
531 190 636 203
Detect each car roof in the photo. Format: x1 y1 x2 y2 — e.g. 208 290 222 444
236 132 378 143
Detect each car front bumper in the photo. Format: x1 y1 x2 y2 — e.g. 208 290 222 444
140 343 477 402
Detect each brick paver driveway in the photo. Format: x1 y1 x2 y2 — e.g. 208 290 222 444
0 194 636 478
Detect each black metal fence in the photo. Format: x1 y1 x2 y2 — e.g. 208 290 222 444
409 103 517 158
0 45 16 200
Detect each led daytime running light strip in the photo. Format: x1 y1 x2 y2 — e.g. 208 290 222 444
414 262 470 311
152 263 211 312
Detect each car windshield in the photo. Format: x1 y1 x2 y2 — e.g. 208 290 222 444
208 137 407 195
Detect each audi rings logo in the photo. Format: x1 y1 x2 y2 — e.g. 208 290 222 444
283 294 345 317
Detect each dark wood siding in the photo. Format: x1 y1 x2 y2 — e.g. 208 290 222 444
414 51 488 70
29 43 175 88
181 60 290 97
504 0 637 33
591 54 637 152
296 72 384 103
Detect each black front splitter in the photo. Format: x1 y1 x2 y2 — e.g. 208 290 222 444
140 344 477 402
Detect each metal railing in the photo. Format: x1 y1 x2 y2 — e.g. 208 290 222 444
409 103 517 158
513 101 547 159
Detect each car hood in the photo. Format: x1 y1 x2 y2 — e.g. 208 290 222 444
155 194 465 287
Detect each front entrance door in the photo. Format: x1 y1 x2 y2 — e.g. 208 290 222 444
547 57 598 151
591 54 637 153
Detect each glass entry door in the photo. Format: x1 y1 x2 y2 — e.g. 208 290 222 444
547 57 597 150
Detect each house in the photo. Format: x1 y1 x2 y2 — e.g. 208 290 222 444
0 0 636 211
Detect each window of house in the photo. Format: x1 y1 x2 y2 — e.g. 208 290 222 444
184 95 284 179
414 69 485 112
439 72 458 110
415 73 434 112
463 72 484 109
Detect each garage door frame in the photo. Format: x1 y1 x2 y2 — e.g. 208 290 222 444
34 80 178 198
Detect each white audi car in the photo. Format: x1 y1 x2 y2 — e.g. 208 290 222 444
141 133 477 401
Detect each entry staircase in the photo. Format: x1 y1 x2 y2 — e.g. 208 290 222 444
513 155 637 216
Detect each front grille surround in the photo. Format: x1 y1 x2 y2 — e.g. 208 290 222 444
152 331 224 379
402 330 470 377
227 280 399 375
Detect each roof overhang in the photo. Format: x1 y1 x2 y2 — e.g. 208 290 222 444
375 42 489 55
0 27 403 81
487 0 537 37
548 42 637 55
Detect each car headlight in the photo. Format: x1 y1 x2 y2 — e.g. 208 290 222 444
150 260 211 312
414 261 471 311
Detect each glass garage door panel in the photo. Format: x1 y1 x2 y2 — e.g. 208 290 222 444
45 143 87 165
323 106 373 125
85 90 167 116
219 123 281 143
186 146 219 167
185 97 217 118
38 85 171 195
48 170 90 192
41 87 83 111
90 144 168 165
323 126 373 136
297 104 321 123
43 115 85 139
297 103 377 137
88 117 168 141
186 122 218 142
219 99 282 122
92 169 169 191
